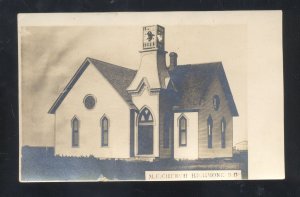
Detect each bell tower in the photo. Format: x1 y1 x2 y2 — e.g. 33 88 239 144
127 25 170 93
127 25 171 158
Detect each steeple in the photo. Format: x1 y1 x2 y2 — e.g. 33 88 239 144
127 25 170 94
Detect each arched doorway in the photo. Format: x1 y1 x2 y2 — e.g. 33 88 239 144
138 107 154 155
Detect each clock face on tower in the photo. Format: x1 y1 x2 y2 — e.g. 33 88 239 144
143 25 165 50
146 31 155 42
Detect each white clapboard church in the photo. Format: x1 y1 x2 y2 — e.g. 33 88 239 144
48 25 238 160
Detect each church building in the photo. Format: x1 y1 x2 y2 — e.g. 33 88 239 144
48 25 238 160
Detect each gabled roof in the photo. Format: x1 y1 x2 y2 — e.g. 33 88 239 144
89 58 137 103
169 62 238 116
48 57 137 114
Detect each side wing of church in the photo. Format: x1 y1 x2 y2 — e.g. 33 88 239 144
48 25 238 160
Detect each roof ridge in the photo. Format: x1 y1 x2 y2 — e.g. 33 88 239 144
177 61 222 67
87 57 137 72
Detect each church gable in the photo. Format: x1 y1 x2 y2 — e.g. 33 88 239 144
48 58 137 114
201 72 233 115
169 62 238 116
54 59 130 114
53 58 133 159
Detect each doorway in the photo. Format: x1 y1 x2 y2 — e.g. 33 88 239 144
138 107 154 155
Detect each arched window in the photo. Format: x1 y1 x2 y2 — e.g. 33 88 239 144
207 115 213 148
101 116 109 146
213 95 220 111
179 116 187 146
72 117 79 147
221 117 226 148
139 108 153 123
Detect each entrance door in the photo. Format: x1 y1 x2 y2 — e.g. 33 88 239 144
138 107 154 155
138 125 153 154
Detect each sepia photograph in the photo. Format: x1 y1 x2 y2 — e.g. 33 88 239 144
18 11 283 181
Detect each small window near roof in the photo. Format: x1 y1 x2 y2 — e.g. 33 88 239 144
213 95 220 111
84 95 96 109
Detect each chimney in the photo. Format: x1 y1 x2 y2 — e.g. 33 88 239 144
169 52 178 70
